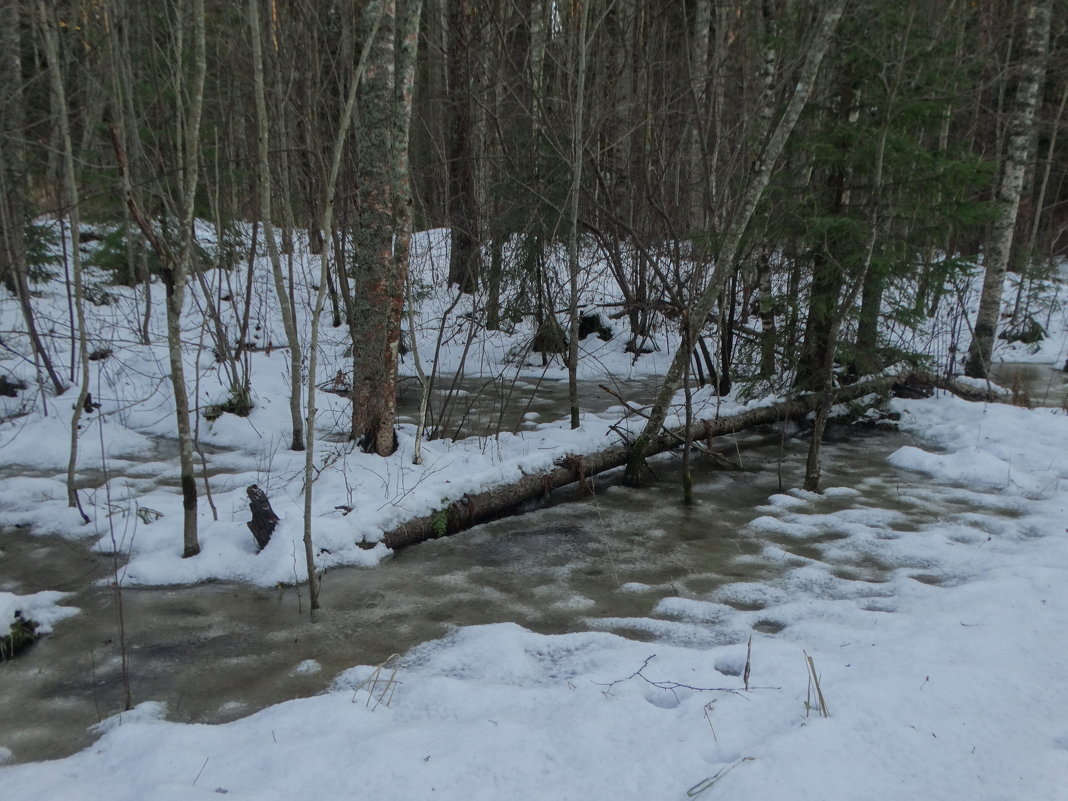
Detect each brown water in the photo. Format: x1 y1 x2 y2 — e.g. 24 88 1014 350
990 361 1068 408
5 366 1037 765
395 373 664 439
0 423 971 764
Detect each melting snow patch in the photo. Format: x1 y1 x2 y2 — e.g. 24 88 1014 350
0 591 78 634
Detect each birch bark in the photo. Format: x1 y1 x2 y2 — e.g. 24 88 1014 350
965 0 1052 378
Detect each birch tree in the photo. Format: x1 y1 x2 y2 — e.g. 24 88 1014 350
965 0 1052 378
114 0 209 557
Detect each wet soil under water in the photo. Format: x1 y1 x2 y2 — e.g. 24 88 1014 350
0 419 995 765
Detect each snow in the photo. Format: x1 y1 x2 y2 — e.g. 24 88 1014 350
1 224 1064 586
0 590 78 636
1 393 1067 799
2 224 1068 797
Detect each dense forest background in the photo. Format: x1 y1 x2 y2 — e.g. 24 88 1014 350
1 0 1066 564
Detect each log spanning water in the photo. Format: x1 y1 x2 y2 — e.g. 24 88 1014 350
385 376 856 548
381 371 1004 550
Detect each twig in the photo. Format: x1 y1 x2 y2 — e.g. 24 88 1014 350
192 756 209 786
743 635 752 692
594 654 778 702
686 757 754 798
352 654 402 709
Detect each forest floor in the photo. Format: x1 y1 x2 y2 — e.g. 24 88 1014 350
1 226 1067 798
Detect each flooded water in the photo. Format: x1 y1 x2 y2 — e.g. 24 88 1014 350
3 365 1048 764
991 361 1068 408
0 420 993 764
394 373 663 439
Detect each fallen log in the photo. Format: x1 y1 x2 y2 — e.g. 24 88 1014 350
900 370 1007 403
382 374 902 550
379 370 1012 551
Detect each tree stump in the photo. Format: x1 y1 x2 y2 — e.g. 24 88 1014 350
246 484 279 551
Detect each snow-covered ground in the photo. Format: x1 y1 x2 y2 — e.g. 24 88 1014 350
0 227 687 585
2 395 1067 799
2 224 1067 796
1 226 1063 586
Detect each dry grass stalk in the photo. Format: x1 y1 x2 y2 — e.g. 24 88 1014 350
803 650 829 718
352 653 401 710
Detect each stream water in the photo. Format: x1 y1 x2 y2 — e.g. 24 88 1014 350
0 366 1052 764
990 361 1068 408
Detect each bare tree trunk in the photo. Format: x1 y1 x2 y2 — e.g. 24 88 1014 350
168 0 208 557
1012 78 1068 321
624 0 846 485
351 0 423 456
567 1 590 430
249 0 305 451
2 3 66 399
351 1 399 454
114 0 210 557
394 0 424 351
303 0 386 610
687 0 711 226
37 0 91 519
446 0 479 293
965 0 1051 378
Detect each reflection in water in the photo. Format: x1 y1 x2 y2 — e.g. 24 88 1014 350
990 361 1068 408
2 423 1000 764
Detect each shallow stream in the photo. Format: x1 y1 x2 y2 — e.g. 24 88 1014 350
0 367 1050 764
0 421 995 764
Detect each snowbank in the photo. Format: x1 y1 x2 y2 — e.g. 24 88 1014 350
3 393 1067 799
0 591 78 636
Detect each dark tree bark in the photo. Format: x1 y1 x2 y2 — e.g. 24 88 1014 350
349 0 424 456
445 0 479 293
352 2 400 455
246 484 279 551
